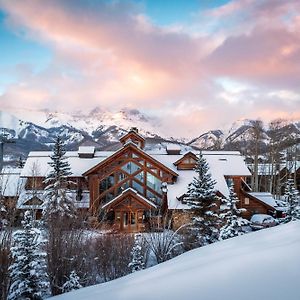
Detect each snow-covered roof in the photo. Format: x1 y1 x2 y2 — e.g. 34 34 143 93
248 192 287 211
0 168 25 197
152 151 251 208
102 188 157 209
17 190 90 209
20 151 115 177
166 144 181 151
20 148 250 209
78 146 95 155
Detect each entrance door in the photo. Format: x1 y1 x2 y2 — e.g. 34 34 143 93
122 211 137 231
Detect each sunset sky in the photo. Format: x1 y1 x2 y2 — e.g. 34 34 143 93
0 0 299 137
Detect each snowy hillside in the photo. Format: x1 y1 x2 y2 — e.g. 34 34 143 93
52 222 300 300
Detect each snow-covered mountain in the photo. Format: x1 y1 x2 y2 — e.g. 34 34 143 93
1 109 299 164
189 119 300 150
0 109 184 162
3 107 161 139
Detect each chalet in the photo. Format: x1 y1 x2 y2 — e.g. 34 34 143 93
18 128 280 232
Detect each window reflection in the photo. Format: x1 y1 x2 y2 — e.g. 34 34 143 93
146 172 162 194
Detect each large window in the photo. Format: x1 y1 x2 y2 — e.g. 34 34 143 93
146 190 161 205
121 161 140 174
146 172 162 194
99 174 114 193
132 180 144 194
98 159 164 206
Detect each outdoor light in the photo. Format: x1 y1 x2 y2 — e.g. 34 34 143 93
161 182 168 193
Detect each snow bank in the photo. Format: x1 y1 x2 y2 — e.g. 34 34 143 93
51 222 300 300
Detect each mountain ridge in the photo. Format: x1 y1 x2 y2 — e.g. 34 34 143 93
0 109 299 165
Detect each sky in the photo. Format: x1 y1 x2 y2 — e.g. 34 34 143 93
0 0 299 137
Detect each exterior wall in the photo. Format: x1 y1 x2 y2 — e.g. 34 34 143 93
239 192 273 219
86 146 176 216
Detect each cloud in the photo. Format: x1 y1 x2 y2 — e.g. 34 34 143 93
0 0 299 138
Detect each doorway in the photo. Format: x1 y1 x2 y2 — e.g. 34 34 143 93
121 211 137 231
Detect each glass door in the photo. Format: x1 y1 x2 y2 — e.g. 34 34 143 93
121 211 137 231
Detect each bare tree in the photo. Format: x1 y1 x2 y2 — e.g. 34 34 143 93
93 234 134 282
143 214 185 264
249 120 264 192
0 228 12 300
46 217 92 296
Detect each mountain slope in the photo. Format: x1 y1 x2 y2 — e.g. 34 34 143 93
52 222 300 300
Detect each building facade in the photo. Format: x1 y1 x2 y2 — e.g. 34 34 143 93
18 128 279 232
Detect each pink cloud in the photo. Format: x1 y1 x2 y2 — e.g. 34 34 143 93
0 0 299 138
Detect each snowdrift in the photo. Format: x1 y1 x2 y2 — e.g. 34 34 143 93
52 222 300 300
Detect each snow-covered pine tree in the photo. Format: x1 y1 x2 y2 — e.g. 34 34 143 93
219 185 249 240
184 152 221 246
128 234 145 272
43 136 76 222
284 178 300 223
8 211 49 300
62 270 82 293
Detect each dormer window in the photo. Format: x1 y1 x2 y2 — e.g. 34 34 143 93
119 128 145 149
174 152 198 170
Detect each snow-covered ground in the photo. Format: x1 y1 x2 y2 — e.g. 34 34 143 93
52 221 300 300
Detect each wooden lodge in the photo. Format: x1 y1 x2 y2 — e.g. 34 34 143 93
16 128 285 232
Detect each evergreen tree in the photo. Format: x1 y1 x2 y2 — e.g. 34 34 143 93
284 178 300 223
43 136 76 222
184 152 221 246
8 211 49 300
128 234 145 272
219 186 249 240
62 270 82 293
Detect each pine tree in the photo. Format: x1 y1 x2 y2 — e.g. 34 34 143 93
8 211 49 300
284 178 300 223
43 136 76 222
128 234 145 272
62 270 82 293
219 186 249 240
184 152 221 246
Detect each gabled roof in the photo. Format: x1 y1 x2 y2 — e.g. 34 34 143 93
101 188 157 210
83 142 178 177
119 130 145 143
246 192 287 212
173 151 198 166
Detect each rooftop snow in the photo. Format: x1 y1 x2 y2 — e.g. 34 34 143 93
21 149 250 205
21 151 115 177
153 151 250 205
166 144 181 151
101 188 157 209
248 192 287 211
78 146 95 155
